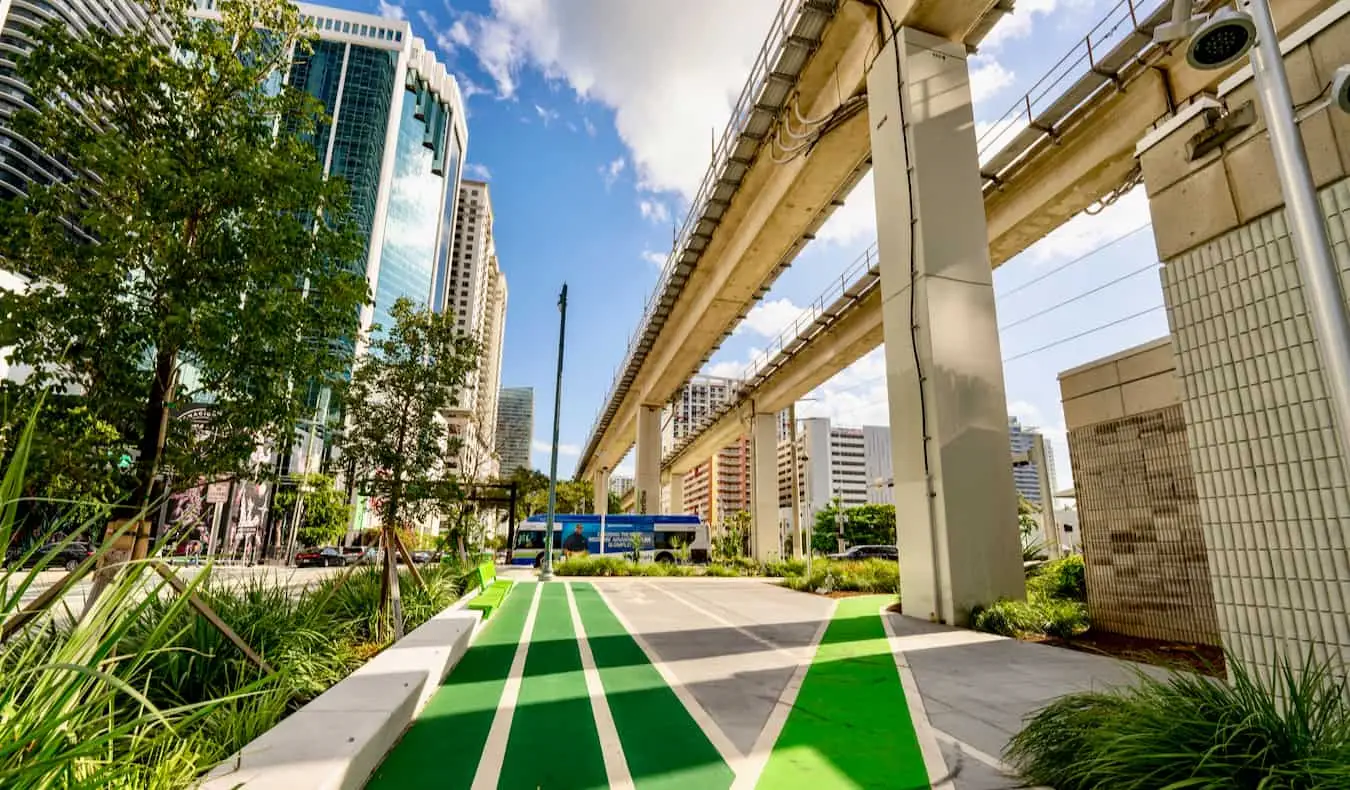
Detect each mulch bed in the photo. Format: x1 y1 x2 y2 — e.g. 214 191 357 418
1028 630 1227 678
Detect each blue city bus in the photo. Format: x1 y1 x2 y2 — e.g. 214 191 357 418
512 514 708 567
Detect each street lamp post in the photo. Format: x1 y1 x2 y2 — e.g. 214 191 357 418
540 284 569 583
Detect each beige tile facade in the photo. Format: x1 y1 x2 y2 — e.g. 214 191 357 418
1060 340 1221 645
1136 9 1350 677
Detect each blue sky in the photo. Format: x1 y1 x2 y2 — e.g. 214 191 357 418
330 0 1173 488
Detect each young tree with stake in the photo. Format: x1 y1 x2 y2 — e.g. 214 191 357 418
342 298 478 638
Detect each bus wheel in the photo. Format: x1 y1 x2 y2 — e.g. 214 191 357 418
655 552 674 564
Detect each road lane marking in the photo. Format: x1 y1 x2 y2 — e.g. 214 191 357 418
881 604 952 787
469 581 543 790
566 582 636 790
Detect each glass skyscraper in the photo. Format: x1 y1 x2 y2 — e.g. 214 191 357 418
193 1 469 342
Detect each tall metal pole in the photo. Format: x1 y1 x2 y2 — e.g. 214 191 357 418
788 403 801 561
540 283 568 582
1249 0 1350 451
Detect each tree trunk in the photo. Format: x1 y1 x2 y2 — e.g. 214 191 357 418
132 349 177 516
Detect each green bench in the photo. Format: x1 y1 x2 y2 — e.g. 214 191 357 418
466 560 513 618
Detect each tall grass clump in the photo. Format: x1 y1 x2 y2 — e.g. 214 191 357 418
0 415 222 788
305 563 463 644
783 559 899 594
1007 654 1350 789
974 553 1089 638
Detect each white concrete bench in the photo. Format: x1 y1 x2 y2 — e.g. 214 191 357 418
200 592 482 790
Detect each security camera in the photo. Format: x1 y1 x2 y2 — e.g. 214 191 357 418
1187 7 1257 71
1334 65 1350 114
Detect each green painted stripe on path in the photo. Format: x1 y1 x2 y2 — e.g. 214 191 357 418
499 583 608 790
756 596 928 790
367 583 536 789
573 583 734 790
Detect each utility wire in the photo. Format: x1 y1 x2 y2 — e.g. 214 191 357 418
1003 305 1166 363
998 223 1152 300
999 261 1162 332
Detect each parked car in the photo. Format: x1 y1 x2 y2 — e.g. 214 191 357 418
6 541 95 572
410 550 434 564
826 545 899 561
295 546 347 568
353 547 382 566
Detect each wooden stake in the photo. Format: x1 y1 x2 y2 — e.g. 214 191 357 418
151 561 274 674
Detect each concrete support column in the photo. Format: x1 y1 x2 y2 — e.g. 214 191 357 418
666 472 685 515
868 26 1024 624
634 405 662 515
751 412 780 562
592 468 610 516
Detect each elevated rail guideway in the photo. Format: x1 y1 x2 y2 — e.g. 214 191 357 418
577 0 1334 496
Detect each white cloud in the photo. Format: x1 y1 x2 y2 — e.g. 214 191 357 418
736 298 803 339
981 0 1059 51
798 349 889 427
1023 185 1152 266
465 162 492 180
448 19 472 47
639 199 669 224
533 439 580 456
640 249 667 268
703 349 758 380
816 171 876 246
583 118 597 137
376 0 407 21
448 0 782 199
969 56 1015 104
601 156 626 188
535 103 560 126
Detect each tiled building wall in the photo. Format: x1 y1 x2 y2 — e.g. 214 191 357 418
1161 197 1350 674
1066 404 1220 645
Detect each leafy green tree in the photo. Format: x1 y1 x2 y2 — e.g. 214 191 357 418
608 490 624 514
1019 495 1046 561
812 502 897 553
0 0 368 513
342 298 477 535
714 510 751 560
271 474 350 548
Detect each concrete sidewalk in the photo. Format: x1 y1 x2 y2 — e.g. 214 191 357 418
883 612 1167 789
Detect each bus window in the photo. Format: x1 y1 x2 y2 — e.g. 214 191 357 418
653 530 696 550
516 530 545 550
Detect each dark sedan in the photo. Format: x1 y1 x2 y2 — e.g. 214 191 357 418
6 541 95 572
826 545 899 561
295 546 347 568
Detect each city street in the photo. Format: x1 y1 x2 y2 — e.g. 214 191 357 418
8 563 343 613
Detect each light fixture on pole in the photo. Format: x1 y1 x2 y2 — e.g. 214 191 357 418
1159 0 1350 455
540 283 569 583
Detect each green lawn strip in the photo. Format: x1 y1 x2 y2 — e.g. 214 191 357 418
366 583 536 789
756 595 929 790
572 583 735 790
498 583 609 790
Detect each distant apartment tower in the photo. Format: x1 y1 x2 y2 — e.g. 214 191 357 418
445 180 508 478
1009 416 1057 504
663 375 739 451
792 418 893 524
495 387 534 474
610 476 635 500
682 438 752 524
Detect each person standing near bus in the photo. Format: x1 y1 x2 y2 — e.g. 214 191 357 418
563 524 587 557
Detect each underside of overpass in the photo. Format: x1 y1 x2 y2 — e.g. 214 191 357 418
583 0 1339 623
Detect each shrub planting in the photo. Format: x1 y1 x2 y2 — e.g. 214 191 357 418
782 559 899 594
1006 654 1350 789
974 554 1090 638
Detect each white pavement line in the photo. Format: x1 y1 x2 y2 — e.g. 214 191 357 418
590 583 746 770
566 583 636 790
470 583 543 790
639 582 795 656
729 598 837 790
881 606 952 788
931 729 1047 788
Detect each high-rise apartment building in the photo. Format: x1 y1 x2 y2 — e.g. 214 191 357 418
610 476 635 500
0 2 161 199
1008 416 1057 504
444 180 508 478
791 418 894 525
663 375 739 451
495 387 533 475
682 437 751 524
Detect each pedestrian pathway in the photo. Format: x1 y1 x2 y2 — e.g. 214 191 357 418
366 581 936 790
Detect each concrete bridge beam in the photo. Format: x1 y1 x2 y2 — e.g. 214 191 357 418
592 468 610 517
868 26 1025 626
